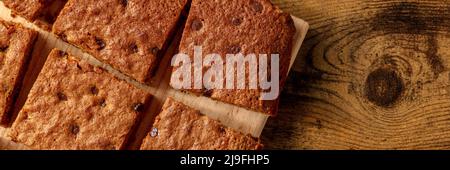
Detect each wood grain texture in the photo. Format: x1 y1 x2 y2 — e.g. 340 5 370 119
262 0 450 149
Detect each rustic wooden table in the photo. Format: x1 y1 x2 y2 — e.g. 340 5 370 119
262 0 450 149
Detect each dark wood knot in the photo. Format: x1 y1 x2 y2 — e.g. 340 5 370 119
364 68 404 107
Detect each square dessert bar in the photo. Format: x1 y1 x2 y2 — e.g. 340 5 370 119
140 98 262 150
0 20 37 125
175 0 296 115
10 49 152 150
53 0 190 83
3 0 68 30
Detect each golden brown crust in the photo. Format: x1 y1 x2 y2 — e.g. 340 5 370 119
9 49 152 150
0 20 37 125
176 0 296 115
140 98 263 150
3 0 68 30
3 0 44 21
52 0 190 82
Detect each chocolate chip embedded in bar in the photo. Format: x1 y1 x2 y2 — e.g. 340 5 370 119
174 0 296 115
140 98 263 150
0 20 37 125
9 49 152 150
52 0 190 83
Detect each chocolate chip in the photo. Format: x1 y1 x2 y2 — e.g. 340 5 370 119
69 124 80 135
203 89 213 97
0 46 9 52
231 17 243 26
129 43 139 54
76 64 82 70
191 19 203 31
58 50 68 58
90 85 99 95
99 98 107 107
95 37 105 50
133 103 145 112
250 0 263 12
119 0 128 6
227 45 242 54
218 126 226 134
57 92 67 101
59 33 68 42
150 47 159 56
